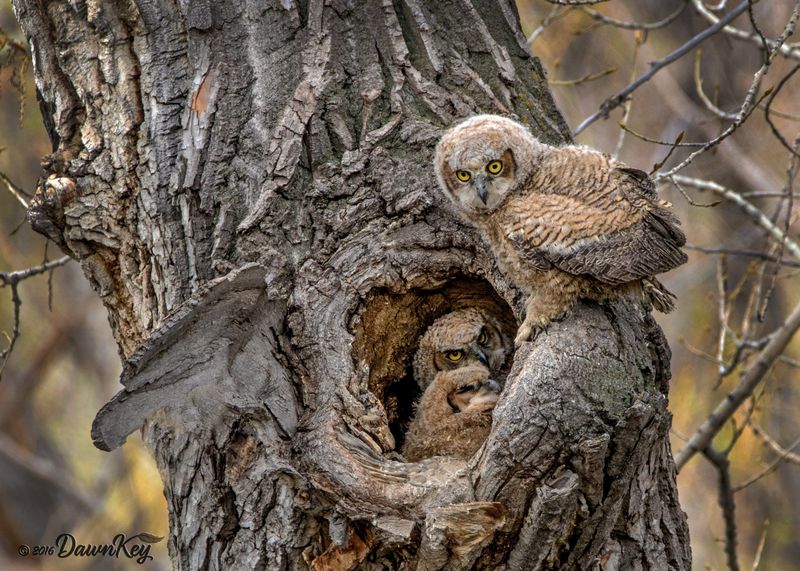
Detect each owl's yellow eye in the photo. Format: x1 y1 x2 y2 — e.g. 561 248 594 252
486 160 503 175
455 170 471 183
445 350 463 362
478 330 488 345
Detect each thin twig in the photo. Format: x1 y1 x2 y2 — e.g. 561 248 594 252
574 0 750 135
671 178 721 207
619 124 706 147
0 256 72 379
758 144 798 320
650 131 685 173
764 66 800 158
614 34 645 158
656 3 800 177
550 66 617 86
717 255 730 376
734 433 800 491
580 1 688 31
694 49 737 120
0 256 72 287
671 175 800 259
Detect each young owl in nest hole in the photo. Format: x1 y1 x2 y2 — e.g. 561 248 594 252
413 307 512 391
434 115 687 346
402 365 500 462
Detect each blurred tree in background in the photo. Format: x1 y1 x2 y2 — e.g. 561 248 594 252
0 0 798 569
0 2 168 570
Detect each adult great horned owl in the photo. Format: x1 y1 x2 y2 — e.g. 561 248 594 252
413 307 512 390
434 115 687 345
402 365 500 462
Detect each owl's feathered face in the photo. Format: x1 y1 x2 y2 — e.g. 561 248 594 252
434 115 545 218
413 308 510 390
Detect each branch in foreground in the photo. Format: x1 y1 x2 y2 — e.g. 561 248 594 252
674 298 800 470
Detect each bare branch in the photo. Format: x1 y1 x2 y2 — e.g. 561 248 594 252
656 3 800 177
675 297 800 470
704 447 740 571
764 66 800 158
0 256 72 287
574 0 750 135
618 124 706 147
691 0 800 61
694 49 737 120
682 245 800 266
526 5 569 47
670 175 800 259
750 421 800 466
0 170 30 208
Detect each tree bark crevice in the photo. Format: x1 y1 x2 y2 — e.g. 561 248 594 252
13 0 690 568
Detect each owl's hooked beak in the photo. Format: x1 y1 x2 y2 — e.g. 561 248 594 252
475 347 489 369
474 177 489 205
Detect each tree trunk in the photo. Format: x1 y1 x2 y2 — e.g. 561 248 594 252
13 0 690 569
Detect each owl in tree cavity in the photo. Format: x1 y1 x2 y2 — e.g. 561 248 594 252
413 307 512 391
402 365 500 462
434 115 687 346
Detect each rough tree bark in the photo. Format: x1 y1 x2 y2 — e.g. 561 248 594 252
13 0 690 569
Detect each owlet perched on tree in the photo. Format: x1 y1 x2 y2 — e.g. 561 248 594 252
434 115 687 346
413 307 512 390
402 365 500 462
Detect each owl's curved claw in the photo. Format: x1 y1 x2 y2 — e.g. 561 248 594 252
514 320 548 348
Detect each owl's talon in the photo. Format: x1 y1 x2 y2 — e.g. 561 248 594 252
514 320 548 347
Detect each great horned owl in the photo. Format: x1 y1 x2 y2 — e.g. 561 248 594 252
402 365 500 462
413 307 512 390
434 114 687 345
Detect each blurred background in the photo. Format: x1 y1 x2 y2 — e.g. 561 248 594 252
0 2 168 570
1 1 798 569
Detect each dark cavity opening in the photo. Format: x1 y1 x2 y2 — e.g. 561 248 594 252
352 277 516 449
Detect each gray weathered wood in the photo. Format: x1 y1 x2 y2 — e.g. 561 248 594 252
13 0 690 568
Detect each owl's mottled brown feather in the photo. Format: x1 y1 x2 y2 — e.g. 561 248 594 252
502 155 687 285
433 115 687 345
402 366 498 462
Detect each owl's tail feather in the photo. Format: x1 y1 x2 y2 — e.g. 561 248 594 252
643 277 676 313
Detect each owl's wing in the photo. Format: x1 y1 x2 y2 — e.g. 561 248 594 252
505 167 687 285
